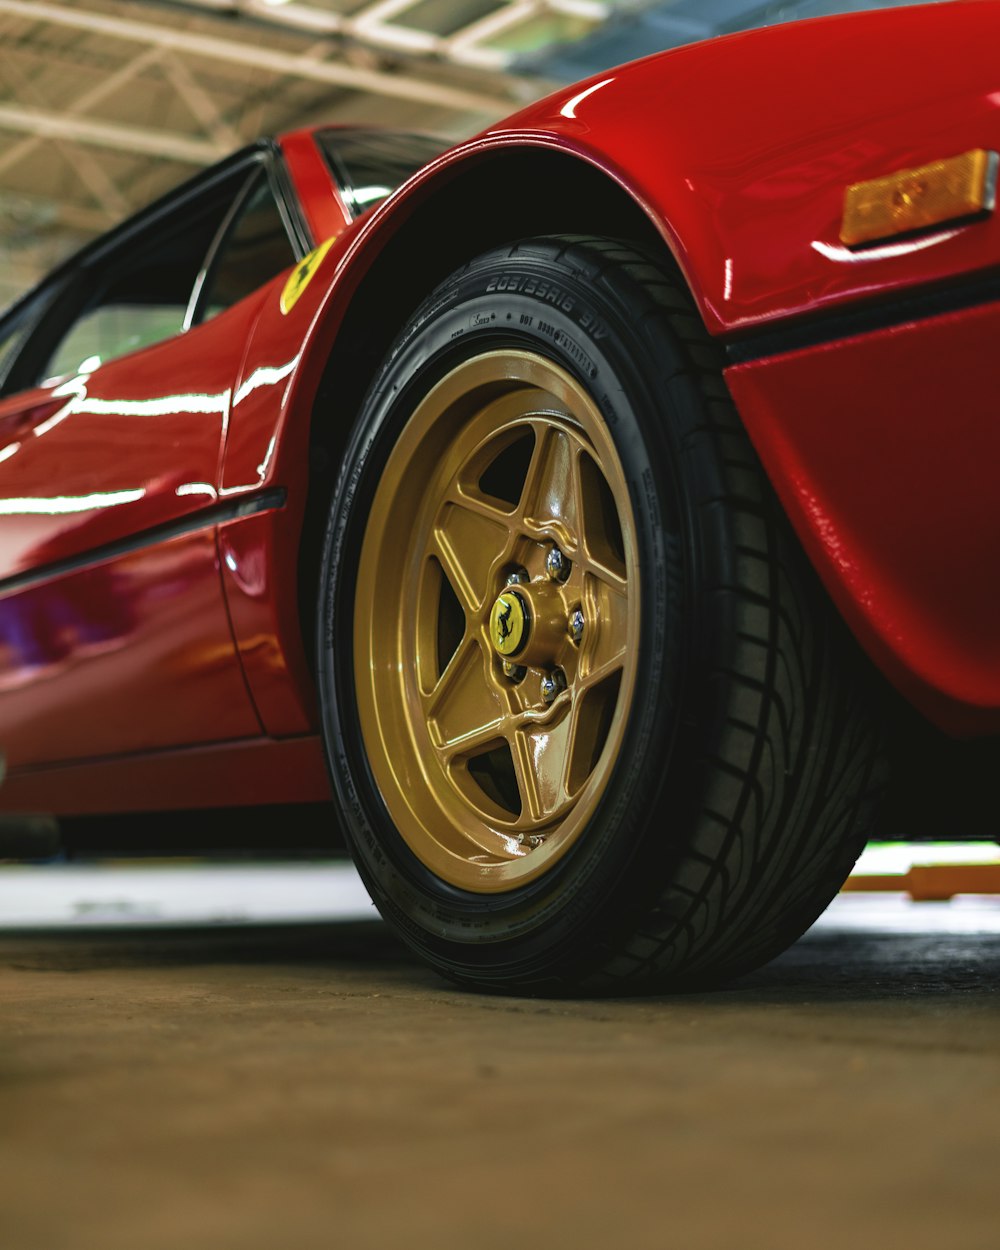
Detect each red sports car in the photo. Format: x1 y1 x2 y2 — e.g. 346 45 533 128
1 2 997 993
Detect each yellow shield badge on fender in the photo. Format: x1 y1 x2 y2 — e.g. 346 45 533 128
280 237 336 315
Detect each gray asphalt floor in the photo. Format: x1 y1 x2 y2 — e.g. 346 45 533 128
2 893 998 1250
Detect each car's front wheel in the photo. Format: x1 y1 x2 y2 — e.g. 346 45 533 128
317 236 884 995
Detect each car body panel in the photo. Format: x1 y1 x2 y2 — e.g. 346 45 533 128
0 299 270 766
0 297 254 577
0 529 263 770
2 2 999 816
477 1 1000 335
218 506 317 735
727 300 1000 737
0 734 331 815
216 263 332 736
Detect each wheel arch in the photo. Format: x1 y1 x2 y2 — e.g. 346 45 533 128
297 143 680 635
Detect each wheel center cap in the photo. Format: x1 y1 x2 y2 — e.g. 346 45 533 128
490 591 530 657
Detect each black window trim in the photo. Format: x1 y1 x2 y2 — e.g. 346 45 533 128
0 281 65 394
184 151 310 331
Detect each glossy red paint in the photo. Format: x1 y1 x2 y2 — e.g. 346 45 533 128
727 300 1000 736
364 2 1000 335
0 296 260 578
0 528 262 769
217 506 317 735
216 2 1000 746
0 734 332 815
279 130 351 244
3 2 1000 820
215 269 336 736
0 296 274 777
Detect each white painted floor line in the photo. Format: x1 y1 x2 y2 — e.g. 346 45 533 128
813 892 1000 934
854 841 1000 875
0 861 379 928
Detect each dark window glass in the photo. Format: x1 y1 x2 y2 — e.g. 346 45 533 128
40 203 225 382
317 129 446 217
199 174 295 321
46 302 185 380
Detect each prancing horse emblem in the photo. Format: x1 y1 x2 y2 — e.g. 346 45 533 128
490 591 527 656
496 598 514 644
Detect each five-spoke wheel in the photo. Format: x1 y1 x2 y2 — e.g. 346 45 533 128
354 351 639 891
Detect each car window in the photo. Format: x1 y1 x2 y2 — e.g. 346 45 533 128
40 205 228 383
197 172 296 322
45 302 189 382
316 129 446 218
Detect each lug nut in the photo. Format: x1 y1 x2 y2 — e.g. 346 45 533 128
503 660 527 682
568 607 585 644
545 545 570 581
506 568 529 586
540 668 567 704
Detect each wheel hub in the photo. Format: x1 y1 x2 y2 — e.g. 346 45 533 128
489 580 569 669
489 590 529 658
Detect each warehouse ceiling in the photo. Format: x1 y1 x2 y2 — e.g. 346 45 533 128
0 0 915 306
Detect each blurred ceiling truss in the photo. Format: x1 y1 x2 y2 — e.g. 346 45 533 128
163 0 610 71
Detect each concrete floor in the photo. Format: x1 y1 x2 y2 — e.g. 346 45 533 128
3 895 999 1250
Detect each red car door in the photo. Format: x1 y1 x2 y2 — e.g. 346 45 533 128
0 161 299 769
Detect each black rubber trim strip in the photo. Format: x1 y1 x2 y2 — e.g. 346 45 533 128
725 268 1000 365
0 486 286 598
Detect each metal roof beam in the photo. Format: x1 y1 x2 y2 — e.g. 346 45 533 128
0 0 517 115
160 51 242 148
0 103 225 165
0 44 164 177
0 56 130 217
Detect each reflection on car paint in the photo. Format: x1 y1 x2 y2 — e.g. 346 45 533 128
232 357 299 407
558 77 614 121
0 532 262 767
0 488 145 516
810 230 962 265
0 564 134 676
175 482 218 500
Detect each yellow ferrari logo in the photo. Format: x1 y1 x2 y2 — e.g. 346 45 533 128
490 591 528 657
279 237 336 315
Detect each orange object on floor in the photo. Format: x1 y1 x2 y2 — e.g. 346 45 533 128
844 863 1000 901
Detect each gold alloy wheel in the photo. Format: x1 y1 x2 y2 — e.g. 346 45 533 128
354 350 640 893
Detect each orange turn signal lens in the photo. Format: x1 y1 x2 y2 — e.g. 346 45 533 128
840 149 997 246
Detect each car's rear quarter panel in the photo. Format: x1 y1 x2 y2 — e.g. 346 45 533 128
727 303 1000 736
489 2 1000 334
251 4 1000 740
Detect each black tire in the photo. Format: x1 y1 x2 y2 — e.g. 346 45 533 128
317 235 884 995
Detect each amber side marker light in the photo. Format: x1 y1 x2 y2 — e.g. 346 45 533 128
840 148 998 246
